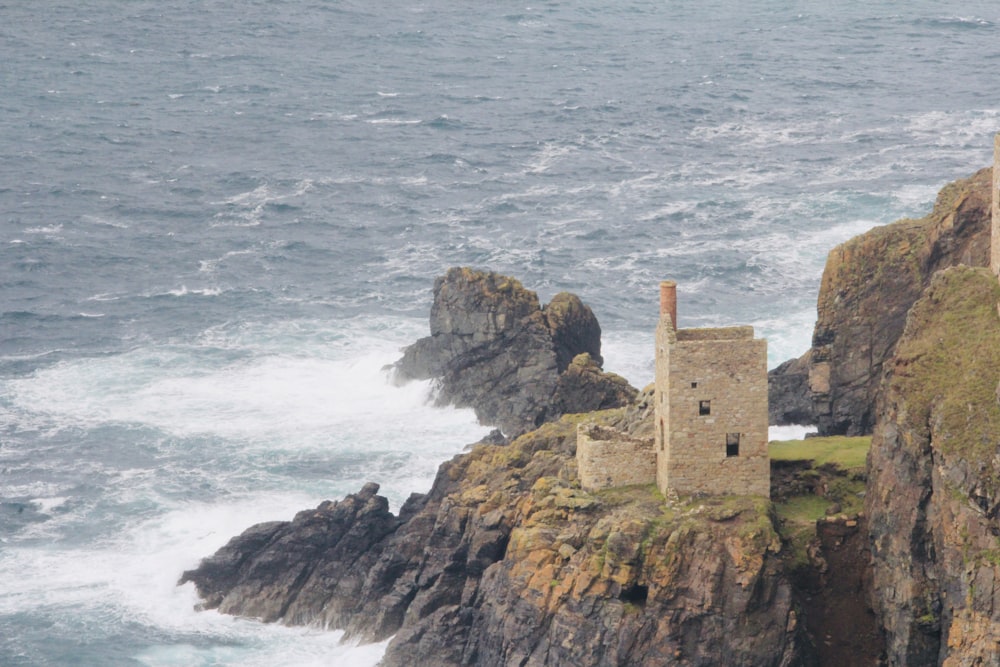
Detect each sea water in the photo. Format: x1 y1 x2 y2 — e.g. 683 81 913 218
1 1 998 664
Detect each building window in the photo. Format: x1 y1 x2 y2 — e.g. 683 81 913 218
699 400 711 416
690 381 698 389
726 433 740 457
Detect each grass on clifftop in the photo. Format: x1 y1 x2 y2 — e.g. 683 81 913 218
769 436 871 471
891 266 1000 464
770 436 871 570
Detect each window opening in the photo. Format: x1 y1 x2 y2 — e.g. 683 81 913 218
726 433 740 457
699 400 711 416
690 381 698 389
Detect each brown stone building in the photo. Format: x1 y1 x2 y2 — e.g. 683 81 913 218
577 281 769 497
654 281 769 497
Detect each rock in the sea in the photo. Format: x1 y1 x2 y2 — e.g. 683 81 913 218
866 266 1000 666
181 409 803 667
552 352 637 415
767 351 812 426
542 291 603 371
394 267 634 437
769 167 993 435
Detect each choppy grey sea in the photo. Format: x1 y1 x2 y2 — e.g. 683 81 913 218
2 1 999 664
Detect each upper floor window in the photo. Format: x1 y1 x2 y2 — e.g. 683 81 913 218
699 400 711 416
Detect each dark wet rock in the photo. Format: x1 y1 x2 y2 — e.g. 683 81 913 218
552 352 637 415
866 267 1000 666
393 267 635 437
769 167 993 435
182 409 804 667
768 351 813 426
542 291 603 371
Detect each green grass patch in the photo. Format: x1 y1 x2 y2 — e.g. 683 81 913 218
890 267 1000 469
773 494 831 525
769 436 871 471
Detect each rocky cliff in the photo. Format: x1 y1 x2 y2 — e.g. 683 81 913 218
182 399 803 666
393 267 636 438
769 167 993 434
866 266 1000 666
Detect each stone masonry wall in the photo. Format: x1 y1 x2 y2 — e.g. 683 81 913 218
576 423 656 491
657 326 769 497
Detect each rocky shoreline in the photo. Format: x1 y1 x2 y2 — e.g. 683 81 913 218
182 161 1000 667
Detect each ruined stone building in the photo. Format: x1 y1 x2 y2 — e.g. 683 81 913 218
654 281 769 497
577 282 769 497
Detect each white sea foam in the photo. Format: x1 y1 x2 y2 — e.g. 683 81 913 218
525 142 573 174
0 316 495 665
3 316 489 507
601 331 655 388
751 308 817 368
5 318 481 439
365 118 421 125
198 249 258 274
0 492 389 666
24 223 63 234
86 292 120 302
892 183 939 211
29 496 68 514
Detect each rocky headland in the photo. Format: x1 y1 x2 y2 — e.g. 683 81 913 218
769 167 994 435
183 159 1000 667
182 401 803 666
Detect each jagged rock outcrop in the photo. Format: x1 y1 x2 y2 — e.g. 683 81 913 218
768 351 812 426
393 267 635 437
866 266 1000 666
544 291 603 371
182 408 803 667
807 167 993 435
552 352 636 415
767 167 993 434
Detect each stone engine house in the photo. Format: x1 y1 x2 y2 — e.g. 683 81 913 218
576 281 769 497
654 281 769 497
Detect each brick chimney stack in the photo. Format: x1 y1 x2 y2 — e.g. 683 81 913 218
660 280 677 330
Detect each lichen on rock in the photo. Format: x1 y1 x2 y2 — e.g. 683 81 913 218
181 406 803 667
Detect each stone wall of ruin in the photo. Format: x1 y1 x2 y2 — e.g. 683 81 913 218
576 423 656 491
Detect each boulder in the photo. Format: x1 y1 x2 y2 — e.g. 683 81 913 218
552 353 637 415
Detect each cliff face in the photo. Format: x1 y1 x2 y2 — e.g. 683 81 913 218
769 168 993 434
182 401 803 667
866 266 1000 666
394 267 635 437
